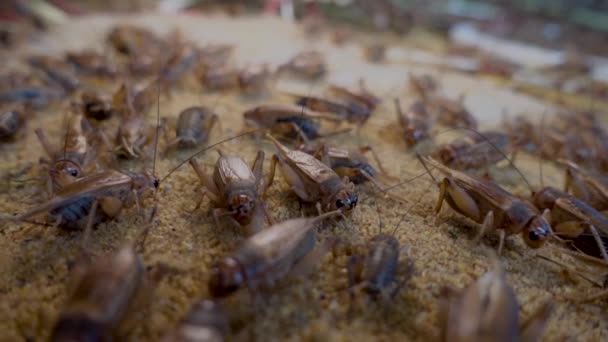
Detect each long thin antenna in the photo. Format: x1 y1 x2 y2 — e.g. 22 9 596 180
160 128 264 183
538 111 547 189
152 77 161 176
62 106 71 161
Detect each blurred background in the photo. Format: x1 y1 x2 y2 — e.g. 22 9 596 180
2 0 608 56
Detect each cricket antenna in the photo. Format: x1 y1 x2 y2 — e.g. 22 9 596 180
538 110 547 190
416 153 437 183
62 105 72 161
160 128 264 183
152 76 161 177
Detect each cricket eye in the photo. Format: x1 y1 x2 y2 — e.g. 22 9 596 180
335 199 345 208
528 231 540 241
153 179 160 188
69 169 79 177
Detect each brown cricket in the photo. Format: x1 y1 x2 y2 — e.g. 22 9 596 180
418 156 551 253
433 94 478 130
532 186 608 261
347 212 415 301
113 81 159 159
439 261 552 342
81 90 114 121
0 106 25 141
163 106 219 155
560 159 608 211
394 98 431 147
265 133 358 213
35 112 102 195
162 299 229 342
243 104 343 143
188 150 268 233
433 131 512 171
50 209 157 342
298 142 396 194
65 50 118 77
278 51 326 79
208 210 342 298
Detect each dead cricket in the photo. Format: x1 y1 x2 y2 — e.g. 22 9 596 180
162 106 219 155
162 299 229 342
188 150 269 233
265 133 358 213
394 98 431 147
208 210 343 298
532 186 608 261
243 104 344 143
440 260 553 342
278 51 326 79
560 159 608 211
50 208 158 341
417 156 551 253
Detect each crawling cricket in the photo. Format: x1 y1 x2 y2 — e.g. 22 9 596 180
408 73 438 101
0 106 26 141
35 112 98 195
560 159 608 211
278 51 326 79
394 98 431 147
433 131 512 171
347 210 415 301
297 142 400 200
238 64 272 94
199 64 239 91
532 186 608 261
81 90 114 121
243 104 344 143
50 209 157 341
65 50 118 77
162 299 229 342
113 80 159 159
162 106 219 155
188 150 268 233
265 133 358 213
286 92 371 130
328 82 380 112
417 156 551 253
27 55 80 93
208 210 343 298
439 261 553 342
433 94 477 130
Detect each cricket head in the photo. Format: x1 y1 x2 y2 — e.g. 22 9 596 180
54 160 82 178
522 212 551 249
208 257 244 298
227 193 256 225
132 172 160 199
330 188 358 212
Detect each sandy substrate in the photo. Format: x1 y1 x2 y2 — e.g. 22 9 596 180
0 14 606 341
